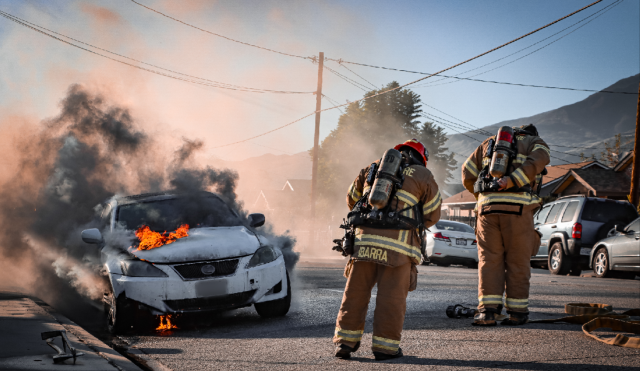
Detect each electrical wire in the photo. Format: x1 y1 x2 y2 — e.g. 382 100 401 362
208 0 605 148
323 65 369 92
339 63 378 90
130 0 312 61
0 10 314 95
418 0 624 89
325 4 635 95
321 94 345 114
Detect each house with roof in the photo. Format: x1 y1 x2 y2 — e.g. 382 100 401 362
254 179 311 212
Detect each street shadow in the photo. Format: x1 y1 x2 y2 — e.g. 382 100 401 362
138 348 183 355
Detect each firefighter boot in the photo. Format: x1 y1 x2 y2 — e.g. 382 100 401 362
373 348 403 361
334 341 360 359
472 309 497 326
501 311 529 326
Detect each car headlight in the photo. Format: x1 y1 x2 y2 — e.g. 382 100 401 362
120 260 168 277
246 246 278 268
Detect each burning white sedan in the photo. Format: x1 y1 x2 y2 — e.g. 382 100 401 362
81 192 290 333
423 220 478 268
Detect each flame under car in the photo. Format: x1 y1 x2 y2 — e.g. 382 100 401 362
81 192 290 334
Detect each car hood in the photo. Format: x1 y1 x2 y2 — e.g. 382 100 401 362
130 226 261 263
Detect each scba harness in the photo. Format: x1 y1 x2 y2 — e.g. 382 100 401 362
332 149 425 257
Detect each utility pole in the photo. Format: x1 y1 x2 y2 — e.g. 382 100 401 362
310 52 324 219
630 80 640 207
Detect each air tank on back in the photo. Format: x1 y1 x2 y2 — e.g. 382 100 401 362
368 148 402 210
489 126 514 178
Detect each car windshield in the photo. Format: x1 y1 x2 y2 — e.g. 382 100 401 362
435 221 474 233
582 200 638 224
116 196 243 231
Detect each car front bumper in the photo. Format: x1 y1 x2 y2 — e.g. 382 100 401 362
108 255 288 314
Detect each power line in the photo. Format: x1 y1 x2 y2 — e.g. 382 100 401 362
322 94 345 114
0 10 315 95
419 0 624 89
339 64 378 90
325 3 635 95
323 65 369 92
207 0 605 148
130 0 311 61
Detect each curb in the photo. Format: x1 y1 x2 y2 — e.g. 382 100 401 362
32 298 168 371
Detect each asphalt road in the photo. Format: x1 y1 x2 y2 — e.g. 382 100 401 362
62 259 640 370
75 260 640 371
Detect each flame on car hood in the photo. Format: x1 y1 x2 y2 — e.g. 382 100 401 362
130 226 261 263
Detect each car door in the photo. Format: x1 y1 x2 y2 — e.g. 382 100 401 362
536 202 566 257
610 218 640 270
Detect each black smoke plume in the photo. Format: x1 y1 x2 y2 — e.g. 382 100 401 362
0 84 298 312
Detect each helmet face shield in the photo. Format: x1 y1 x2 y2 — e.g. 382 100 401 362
394 139 428 165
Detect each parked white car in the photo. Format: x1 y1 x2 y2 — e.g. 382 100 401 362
81 192 290 333
423 220 478 268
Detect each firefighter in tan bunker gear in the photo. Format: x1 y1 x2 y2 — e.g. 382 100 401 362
461 124 550 326
333 139 441 361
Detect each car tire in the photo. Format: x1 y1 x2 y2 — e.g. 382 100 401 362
593 247 610 278
466 262 478 269
106 292 135 334
435 262 450 267
255 271 291 318
548 243 571 275
420 255 430 266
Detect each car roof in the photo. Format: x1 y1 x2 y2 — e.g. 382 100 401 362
114 191 220 206
551 196 630 205
436 220 471 226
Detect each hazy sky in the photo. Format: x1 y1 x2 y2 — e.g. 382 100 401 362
0 0 638 161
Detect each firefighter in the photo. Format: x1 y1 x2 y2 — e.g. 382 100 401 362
333 139 441 361
461 124 550 326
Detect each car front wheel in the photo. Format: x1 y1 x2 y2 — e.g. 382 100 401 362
255 271 291 318
548 243 571 275
593 248 610 278
106 292 135 334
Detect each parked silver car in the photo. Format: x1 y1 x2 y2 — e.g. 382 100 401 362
589 217 640 279
532 195 637 275
422 220 478 268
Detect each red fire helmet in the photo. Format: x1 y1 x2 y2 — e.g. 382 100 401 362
394 139 429 164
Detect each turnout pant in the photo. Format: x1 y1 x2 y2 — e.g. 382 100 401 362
333 260 411 355
475 208 540 313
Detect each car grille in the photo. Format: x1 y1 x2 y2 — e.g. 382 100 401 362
164 290 256 312
172 259 240 280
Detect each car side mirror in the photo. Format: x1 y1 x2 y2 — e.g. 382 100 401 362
248 213 265 228
81 228 104 244
614 224 626 233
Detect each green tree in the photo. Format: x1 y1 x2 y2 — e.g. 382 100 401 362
315 81 457 217
417 122 457 186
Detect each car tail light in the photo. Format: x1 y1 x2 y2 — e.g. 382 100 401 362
433 232 450 242
472 239 477 245
572 223 582 239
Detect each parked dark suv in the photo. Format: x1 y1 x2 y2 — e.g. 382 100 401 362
531 196 638 275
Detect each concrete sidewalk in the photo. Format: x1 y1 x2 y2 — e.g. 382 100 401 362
0 291 142 371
